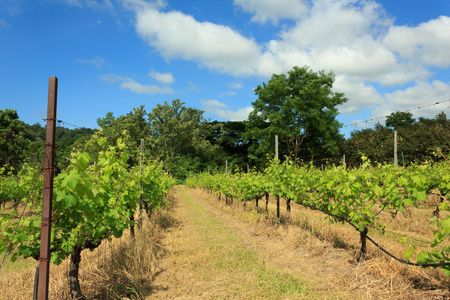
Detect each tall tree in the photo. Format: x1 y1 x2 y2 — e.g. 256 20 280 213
385 111 415 129
245 66 347 167
343 123 394 165
96 106 150 166
343 112 450 165
207 121 251 171
147 99 217 180
0 109 27 170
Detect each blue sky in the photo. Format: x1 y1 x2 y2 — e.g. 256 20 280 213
1 0 449 136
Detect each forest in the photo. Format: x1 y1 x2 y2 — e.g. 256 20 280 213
1 66 450 181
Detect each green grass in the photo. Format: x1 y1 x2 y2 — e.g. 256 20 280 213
179 188 313 299
0 254 37 273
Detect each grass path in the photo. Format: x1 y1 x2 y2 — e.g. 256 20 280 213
148 186 450 300
1 186 448 299
148 186 313 299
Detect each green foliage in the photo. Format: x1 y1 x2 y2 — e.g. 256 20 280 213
385 111 415 129
147 99 218 181
206 121 251 171
344 112 450 166
0 164 43 208
95 106 150 167
0 109 27 170
245 66 347 167
95 101 220 181
0 133 174 268
188 160 450 275
140 162 176 213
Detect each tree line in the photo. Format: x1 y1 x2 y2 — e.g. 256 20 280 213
342 111 450 167
1 66 449 181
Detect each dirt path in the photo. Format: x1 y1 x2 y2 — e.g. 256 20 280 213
147 186 448 299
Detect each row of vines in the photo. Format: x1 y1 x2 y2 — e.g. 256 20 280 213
186 157 450 275
0 133 175 299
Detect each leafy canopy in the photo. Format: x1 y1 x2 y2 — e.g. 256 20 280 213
246 66 347 167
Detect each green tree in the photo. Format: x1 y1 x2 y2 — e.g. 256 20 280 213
343 123 394 166
148 99 217 180
435 111 449 125
206 121 252 171
245 66 347 167
343 112 450 165
96 106 150 167
385 111 415 129
0 109 27 170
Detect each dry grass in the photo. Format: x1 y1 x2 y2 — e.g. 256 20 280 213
149 186 311 299
197 190 450 299
1 187 449 299
0 197 176 299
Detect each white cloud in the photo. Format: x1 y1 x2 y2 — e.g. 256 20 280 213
219 91 237 97
76 57 105 69
188 81 203 91
273 0 400 83
62 0 83 7
134 8 262 76
233 0 308 24
333 74 384 115
6 2 23 16
123 0 450 121
383 16 450 68
0 19 8 28
280 0 391 48
226 82 243 89
375 80 450 119
129 0 401 83
201 99 252 121
120 80 173 94
100 73 174 94
202 99 228 109
120 0 166 11
53 0 113 9
149 70 174 84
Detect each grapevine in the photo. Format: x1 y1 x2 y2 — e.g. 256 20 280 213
187 159 450 274
0 133 175 298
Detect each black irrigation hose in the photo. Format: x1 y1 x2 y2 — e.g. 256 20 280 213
33 265 39 300
298 202 450 268
208 188 450 268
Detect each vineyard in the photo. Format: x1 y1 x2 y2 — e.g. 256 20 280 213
186 157 450 275
1 151 450 298
0 75 449 298
0 133 175 299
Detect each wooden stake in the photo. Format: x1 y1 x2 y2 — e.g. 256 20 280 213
38 76 58 300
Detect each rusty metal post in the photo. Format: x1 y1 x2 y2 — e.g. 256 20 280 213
38 76 58 300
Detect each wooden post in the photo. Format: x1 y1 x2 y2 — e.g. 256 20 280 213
38 76 58 300
394 131 398 167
